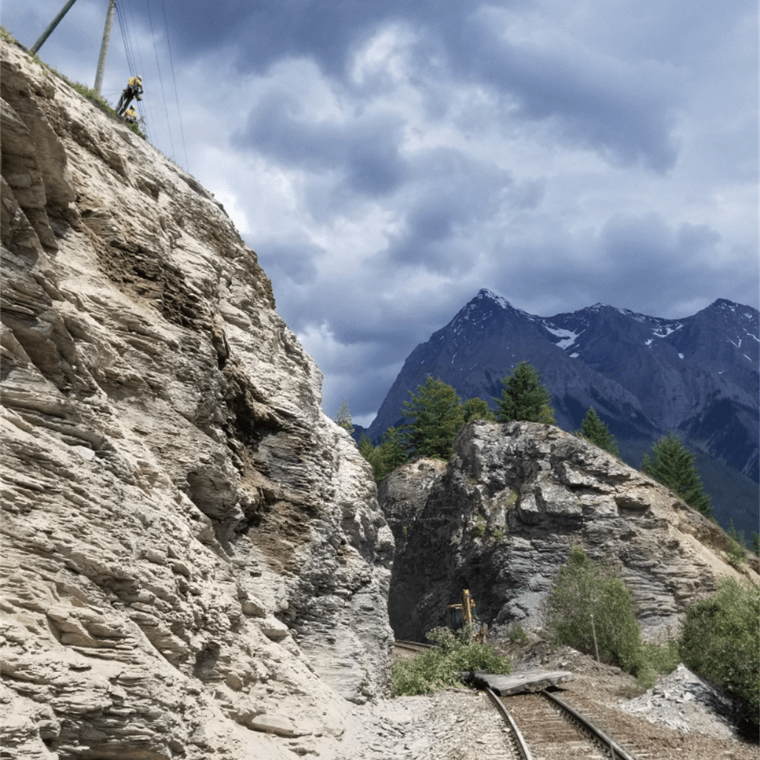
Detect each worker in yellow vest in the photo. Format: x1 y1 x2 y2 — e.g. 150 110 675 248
123 106 138 124
117 76 142 116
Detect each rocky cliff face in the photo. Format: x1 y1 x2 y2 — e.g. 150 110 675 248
1 39 393 760
380 421 758 643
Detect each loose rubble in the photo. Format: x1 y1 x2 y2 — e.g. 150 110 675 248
621 663 738 740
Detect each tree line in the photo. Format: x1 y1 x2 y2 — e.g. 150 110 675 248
336 360 718 524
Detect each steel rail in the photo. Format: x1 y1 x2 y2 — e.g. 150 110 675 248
394 640 434 651
484 686 534 760
540 688 637 760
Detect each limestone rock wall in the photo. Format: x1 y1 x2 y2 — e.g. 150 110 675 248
382 420 758 642
0 39 393 760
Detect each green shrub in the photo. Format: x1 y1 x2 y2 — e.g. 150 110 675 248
642 638 680 675
544 544 680 684
509 624 528 644
635 638 680 689
726 535 747 568
545 545 644 675
726 521 748 568
391 627 511 696
679 578 760 736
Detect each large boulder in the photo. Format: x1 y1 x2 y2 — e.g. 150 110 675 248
382 420 757 641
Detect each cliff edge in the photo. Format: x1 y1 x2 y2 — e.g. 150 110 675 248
1 38 393 760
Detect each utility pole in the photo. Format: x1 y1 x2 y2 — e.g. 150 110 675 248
94 0 117 95
31 0 79 55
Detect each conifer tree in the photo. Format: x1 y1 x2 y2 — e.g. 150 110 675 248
495 361 555 423
579 407 620 456
375 426 408 478
641 433 712 517
462 397 495 423
402 377 464 460
334 398 354 434
359 428 409 480
358 434 381 478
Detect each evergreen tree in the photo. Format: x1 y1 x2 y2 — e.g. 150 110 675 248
333 398 354 434
579 407 620 456
495 361 555 423
402 377 465 460
462 397 495 423
359 428 409 480
538 402 556 425
358 434 381 479
641 433 712 517
375 426 408 478
359 433 375 460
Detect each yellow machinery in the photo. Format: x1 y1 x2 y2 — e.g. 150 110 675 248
447 589 476 630
447 589 488 642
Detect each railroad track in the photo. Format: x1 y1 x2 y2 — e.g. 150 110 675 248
393 639 434 653
488 687 641 760
392 641 645 759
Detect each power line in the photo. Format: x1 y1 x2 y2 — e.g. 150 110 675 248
144 0 176 163
161 0 189 172
113 0 190 170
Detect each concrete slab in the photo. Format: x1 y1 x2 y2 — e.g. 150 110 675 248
469 668 574 696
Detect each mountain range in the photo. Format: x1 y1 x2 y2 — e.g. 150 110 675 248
365 289 759 533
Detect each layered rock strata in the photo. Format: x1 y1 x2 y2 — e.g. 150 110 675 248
381 420 758 642
1 39 393 760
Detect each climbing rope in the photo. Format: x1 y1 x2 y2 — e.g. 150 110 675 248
113 0 191 170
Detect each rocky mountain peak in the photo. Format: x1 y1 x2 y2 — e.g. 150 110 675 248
367 289 759 527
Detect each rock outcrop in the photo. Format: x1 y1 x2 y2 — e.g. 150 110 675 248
1 39 393 759
381 420 758 642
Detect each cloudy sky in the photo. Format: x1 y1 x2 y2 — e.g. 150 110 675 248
5 0 758 425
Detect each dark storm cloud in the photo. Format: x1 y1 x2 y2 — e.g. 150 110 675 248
476 41 680 170
489 213 754 319
382 148 542 274
235 90 408 197
171 0 681 170
386 184 502 272
164 0 471 73
256 239 322 287
4 0 754 426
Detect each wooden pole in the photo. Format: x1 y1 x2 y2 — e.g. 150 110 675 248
590 612 600 663
31 0 79 55
94 0 117 95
